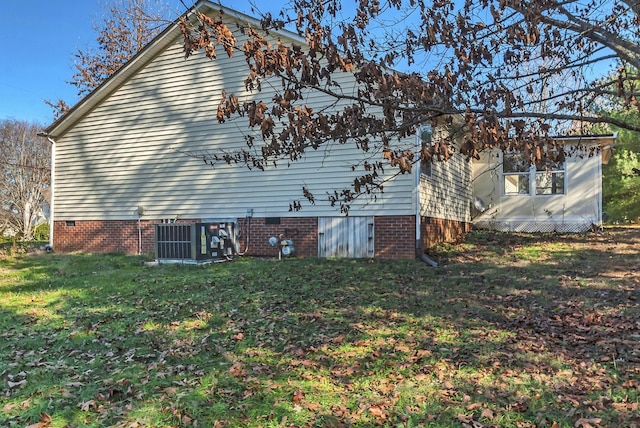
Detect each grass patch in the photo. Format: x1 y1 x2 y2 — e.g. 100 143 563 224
1 230 639 427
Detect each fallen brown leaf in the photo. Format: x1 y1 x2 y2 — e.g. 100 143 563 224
3 403 17 413
480 408 494 420
79 399 96 411
368 404 388 422
229 362 246 377
303 401 322 411
292 389 305 404
331 334 345 344
466 402 482 411
575 418 602 428
25 412 51 428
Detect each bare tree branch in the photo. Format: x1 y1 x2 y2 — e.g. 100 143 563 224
0 120 50 240
70 0 174 97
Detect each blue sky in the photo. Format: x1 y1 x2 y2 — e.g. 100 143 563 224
0 1 278 126
1 2 94 125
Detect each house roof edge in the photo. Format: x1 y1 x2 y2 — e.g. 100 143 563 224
44 0 305 138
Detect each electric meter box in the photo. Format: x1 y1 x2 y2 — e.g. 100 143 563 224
195 222 235 260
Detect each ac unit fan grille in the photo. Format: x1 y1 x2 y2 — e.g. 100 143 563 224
155 223 194 260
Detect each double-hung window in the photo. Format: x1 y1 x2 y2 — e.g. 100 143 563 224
503 153 531 195
502 152 566 196
535 157 565 195
419 126 433 177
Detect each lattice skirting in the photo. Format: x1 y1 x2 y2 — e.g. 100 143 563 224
474 220 596 233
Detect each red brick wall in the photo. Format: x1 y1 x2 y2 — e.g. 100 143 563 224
237 217 318 257
53 215 454 258
421 216 471 249
53 218 319 257
53 220 156 254
374 215 416 259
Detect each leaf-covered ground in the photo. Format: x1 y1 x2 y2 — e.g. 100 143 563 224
0 229 638 427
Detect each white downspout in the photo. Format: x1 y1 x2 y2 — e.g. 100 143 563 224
415 131 438 266
43 135 56 250
415 132 422 254
597 151 603 226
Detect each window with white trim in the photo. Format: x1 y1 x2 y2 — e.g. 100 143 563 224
535 157 565 195
502 152 566 196
420 126 433 177
503 153 530 195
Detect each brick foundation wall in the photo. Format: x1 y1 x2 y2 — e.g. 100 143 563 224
238 217 318 257
421 217 471 249
53 215 429 259
53 217 320 258
53 220 157 254
374 215 416 259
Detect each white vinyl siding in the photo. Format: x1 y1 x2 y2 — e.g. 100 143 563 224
419 150 472 223
473 148 603 232
52 30 416 221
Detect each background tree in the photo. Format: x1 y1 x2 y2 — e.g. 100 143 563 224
47 0 175 119
599 110 640 223
0 120 50 241
72 0 175 97
178 0 640 208
589 67 640 223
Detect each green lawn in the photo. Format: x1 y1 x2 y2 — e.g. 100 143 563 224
1 230 639 427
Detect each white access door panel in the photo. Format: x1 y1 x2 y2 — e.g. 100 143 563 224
318 217 375 258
